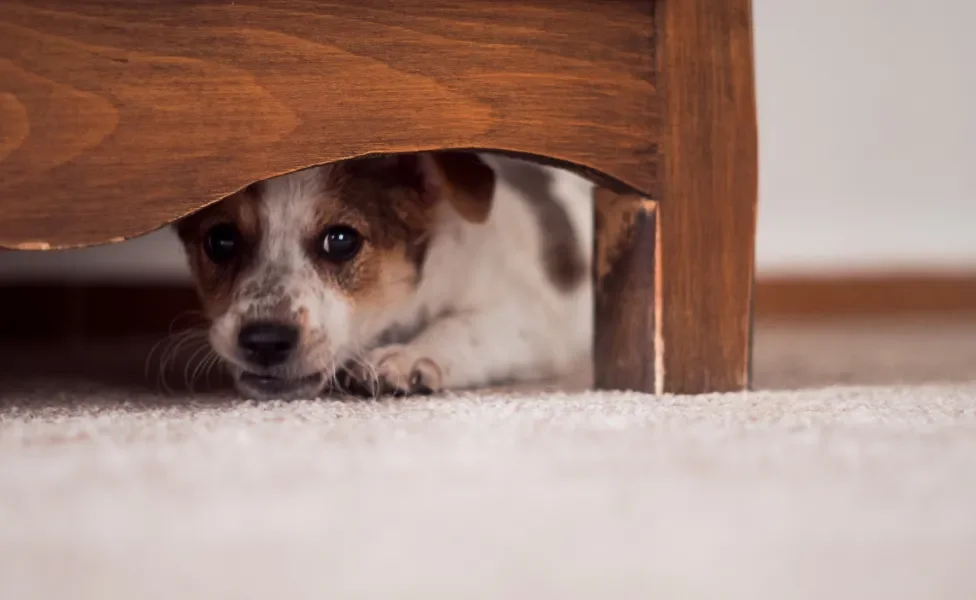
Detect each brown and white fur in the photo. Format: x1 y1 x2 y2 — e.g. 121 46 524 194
176 151 593 400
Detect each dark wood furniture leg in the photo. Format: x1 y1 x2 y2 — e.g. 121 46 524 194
593 191 662 393
593 0 758 394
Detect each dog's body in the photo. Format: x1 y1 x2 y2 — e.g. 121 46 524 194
177 152 593 400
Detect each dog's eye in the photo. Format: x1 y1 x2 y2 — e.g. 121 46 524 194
318 225 362 263
204 223 240 264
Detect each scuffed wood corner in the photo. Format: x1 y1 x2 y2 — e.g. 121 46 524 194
593 188 657 283
10 241 52 251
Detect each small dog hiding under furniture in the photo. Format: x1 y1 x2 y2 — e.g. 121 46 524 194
175 152 593 400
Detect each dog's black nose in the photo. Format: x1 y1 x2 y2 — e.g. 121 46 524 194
238 321 299 367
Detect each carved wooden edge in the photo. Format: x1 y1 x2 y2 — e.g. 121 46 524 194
0 149 645 252
1 0 658 250
593 188 663 394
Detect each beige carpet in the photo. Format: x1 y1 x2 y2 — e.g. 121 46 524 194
2 317 976 599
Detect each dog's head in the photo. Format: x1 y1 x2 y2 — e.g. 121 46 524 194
176 151 495 399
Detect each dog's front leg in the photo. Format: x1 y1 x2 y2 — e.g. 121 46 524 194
340 307 557 396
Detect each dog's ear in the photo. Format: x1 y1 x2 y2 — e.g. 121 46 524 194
415 151 495 224
343 151 495 224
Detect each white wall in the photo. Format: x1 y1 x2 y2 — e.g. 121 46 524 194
2 0 974 282
753 0 976 275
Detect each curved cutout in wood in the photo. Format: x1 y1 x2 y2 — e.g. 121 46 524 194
0 0 658 250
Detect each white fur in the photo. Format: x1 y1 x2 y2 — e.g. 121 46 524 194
354 153 593 390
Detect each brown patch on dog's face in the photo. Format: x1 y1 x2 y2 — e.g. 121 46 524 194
320 152 495 304
320 156 431 296
175 183 263 318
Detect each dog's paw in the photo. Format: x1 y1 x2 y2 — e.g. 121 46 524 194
373 345 444 396
335 345 444 397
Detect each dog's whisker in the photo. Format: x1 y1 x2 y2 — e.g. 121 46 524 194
202 352 224 390
347 352 381 401
327 357 353 400
144 336 169 389
366 361 381 400
148 331 185 394
325 359 338 395
144 328 201 387
152 328 208 395
159 330 204 368
184 343 213 393
195 349 220 392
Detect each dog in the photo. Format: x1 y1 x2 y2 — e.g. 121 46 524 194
176 151 593 400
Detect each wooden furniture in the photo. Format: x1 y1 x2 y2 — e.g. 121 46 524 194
0 0 758 395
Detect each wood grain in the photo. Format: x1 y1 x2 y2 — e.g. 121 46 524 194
593 189 661 394
0 0 658 249
654 0 759 393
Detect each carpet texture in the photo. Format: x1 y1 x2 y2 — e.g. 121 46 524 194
2 317 976 600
